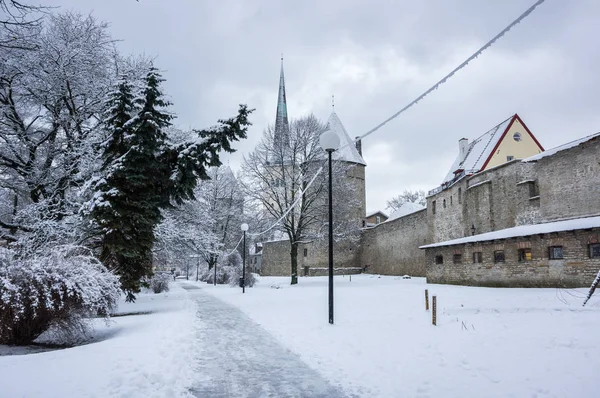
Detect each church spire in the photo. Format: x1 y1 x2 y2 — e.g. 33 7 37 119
274 55 290 151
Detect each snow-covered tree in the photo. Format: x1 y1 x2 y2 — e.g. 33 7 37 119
91 67 252 300
386 189 427 212
0 12 116 251
242 114 359 285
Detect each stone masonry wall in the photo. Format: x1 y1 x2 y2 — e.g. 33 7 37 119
261 240 292 276
261 238 360 277
359 209 428 276
425 228 600 287
536 136 600 222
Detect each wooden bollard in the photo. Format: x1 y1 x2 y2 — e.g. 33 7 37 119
432 295 437 326
425 289 429 311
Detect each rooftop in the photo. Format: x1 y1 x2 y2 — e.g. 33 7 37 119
420 216 600 249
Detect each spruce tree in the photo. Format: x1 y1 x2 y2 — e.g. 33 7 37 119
93 67 252 301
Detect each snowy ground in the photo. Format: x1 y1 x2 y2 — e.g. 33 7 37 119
202 275 600 398
1 275 599 397
0 285 199 398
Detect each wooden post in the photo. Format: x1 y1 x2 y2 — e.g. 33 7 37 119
432 295 437 326
425 289 429 311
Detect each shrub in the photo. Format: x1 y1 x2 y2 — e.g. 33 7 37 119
0 246 120 345
198 252 256 288
150 272 170 293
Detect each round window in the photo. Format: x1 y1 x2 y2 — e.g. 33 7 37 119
513 132 522 142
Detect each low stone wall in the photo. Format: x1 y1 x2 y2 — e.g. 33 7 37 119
425 228 600 287
359 209 428 276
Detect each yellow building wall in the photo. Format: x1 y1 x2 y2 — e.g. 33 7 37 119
484 118 543 170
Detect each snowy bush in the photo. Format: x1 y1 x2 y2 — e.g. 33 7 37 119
200 265 229 285
198 252 256 288
0 246 121 345
222 252 256 288
149 272 171 294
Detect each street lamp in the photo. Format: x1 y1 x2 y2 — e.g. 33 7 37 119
241 223 249 294
319 128 340 325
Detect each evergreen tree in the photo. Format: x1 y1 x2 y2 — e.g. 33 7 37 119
92 67 252 301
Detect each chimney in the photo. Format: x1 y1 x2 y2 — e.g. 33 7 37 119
458 138 468 162
355 136 362 156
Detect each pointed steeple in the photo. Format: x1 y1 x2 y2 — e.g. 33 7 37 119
274 56 290 151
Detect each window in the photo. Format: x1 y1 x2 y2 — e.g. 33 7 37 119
518 248 532 262
473 252 482 263
548 246 564 260
443 199 446 208
494 250 505 263
458 188 462 204
529 181 539 198
590 243 600 259
376 216 381 224
507 155 514 161
450 196 453 206
435 255 443 264
432 200 436 214
303 248 308 257
453 254 462 264
513 132 522 142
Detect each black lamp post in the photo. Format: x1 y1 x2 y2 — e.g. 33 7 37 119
241 223 249 293
213 256 217 286
319 129 340 325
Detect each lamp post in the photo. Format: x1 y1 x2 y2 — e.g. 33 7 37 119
241 223 249 293
319 129 340 325
213 255 217 286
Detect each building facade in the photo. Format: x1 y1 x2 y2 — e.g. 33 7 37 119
258 60 600 287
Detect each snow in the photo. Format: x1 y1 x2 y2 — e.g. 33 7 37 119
201 275 600 398
365 210 388 218
387 202 425 221
0 285 198 398
326 112 367 166
421 215 600 248
466 179 491 190
523 131 600 162
3 277 600 397
442 115 513 185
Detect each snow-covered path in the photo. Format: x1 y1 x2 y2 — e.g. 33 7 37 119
183 284 348 398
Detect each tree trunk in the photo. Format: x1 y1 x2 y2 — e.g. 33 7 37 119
290 241 298 285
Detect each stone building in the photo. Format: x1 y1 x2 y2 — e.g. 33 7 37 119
260 61 366 277
257 60 600 287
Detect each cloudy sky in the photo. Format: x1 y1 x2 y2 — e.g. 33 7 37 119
42 0 600 213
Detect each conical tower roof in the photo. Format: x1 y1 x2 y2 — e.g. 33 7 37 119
274 57 290 150
325 112 366 166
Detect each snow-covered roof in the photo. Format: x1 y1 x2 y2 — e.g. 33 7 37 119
326 112 367 166
366 210 388 218
387 202 425 222
441 115 514 184
522 132 600 162
420 216 600 249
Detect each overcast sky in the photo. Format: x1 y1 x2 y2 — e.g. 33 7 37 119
42 0 600 213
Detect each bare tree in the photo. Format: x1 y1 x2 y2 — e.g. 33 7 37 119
386 189 427 212
242 114 359 285
0 1 51 50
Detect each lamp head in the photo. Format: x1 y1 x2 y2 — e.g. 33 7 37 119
241 223 249 232
319 129 340 152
